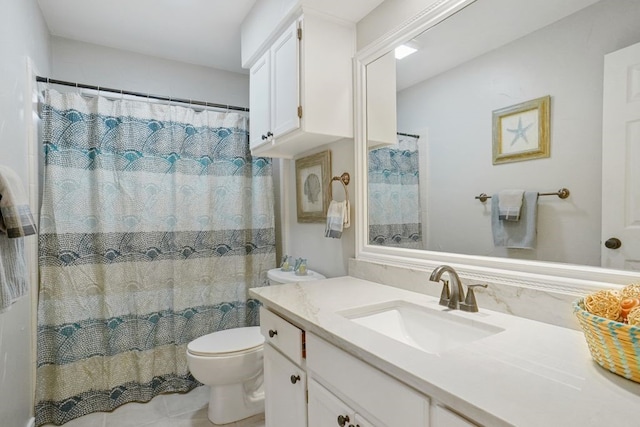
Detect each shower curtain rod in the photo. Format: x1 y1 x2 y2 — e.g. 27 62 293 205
36 76 250 112
397 131 420 139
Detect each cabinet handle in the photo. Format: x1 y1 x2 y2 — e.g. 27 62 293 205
290 374 301 384
337 414 350 426
267 131 273 137
268 329 278 338
261 134 268 140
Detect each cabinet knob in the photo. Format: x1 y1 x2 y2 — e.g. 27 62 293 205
268 329 278 338
261 134 268 140
337 414 350 426
605 237 622 249
290 374 301 384
267 131 273 137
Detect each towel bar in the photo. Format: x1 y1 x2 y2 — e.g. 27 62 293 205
330 172 350 201
475 188 570 203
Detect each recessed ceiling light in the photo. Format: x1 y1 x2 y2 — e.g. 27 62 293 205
395 44 418 60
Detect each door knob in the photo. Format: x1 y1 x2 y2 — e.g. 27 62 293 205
605 237 622 249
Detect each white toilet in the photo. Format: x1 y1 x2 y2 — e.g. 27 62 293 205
186 268 325 424
266 267 326 285
186 326 265 424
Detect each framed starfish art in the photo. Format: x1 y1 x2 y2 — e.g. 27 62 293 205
492 95 550 165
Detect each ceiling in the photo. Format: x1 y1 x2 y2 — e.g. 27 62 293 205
36 0 385 75
395 0 601 91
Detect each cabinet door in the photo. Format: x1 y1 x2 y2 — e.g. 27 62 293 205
271 20 300 139
434 405 478 427
249 50 271 150
308 379 354 427
264 343 307 427
354 414 377 427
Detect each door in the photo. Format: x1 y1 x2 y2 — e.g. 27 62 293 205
308 379 354 427
271 19 300 139
602 41 640 269
264 344 307 427
249 50 271 150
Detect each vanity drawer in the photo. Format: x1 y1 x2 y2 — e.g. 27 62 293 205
307 333 429 427
259 306 304 366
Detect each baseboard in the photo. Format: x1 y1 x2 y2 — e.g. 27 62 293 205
26 417 35 427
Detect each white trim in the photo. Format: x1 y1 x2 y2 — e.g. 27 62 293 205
280 158 292 255
25 57 40 421
353 0 637 294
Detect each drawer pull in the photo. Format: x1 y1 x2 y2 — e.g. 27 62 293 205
268 329 278 338
290 374 301 384
337 414 350 426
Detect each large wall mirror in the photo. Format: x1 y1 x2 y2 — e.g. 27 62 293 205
355 0 640 286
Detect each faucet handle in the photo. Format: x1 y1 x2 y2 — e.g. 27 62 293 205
461 284 488 312
438 279 450 307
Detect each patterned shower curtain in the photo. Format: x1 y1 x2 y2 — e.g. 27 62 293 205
35 90 275 426
368 134 423 248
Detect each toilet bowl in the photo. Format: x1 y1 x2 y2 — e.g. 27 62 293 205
186 326 265 425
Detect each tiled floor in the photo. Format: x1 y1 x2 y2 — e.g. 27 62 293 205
42 386 265 427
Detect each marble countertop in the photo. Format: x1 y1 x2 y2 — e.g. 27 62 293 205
250 276 640 427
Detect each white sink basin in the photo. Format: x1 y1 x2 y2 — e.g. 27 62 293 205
340 300 504 354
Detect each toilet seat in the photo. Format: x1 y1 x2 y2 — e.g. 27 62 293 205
187 326 264 357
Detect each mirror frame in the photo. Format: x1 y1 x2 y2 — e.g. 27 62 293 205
354 0 640 294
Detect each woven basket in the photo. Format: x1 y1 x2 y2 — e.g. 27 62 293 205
573 298 640 383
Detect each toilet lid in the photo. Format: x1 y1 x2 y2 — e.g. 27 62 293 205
187 326 264 356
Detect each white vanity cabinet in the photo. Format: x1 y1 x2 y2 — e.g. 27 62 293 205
434 405 480 427
308 379 376 427
259 307 307 426
306 333 430 427
248 11 355 158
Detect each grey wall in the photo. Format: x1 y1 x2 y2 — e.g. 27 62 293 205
0 0 51 426
51 37 250 108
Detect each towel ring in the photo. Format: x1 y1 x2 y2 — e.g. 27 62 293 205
330 172 350 202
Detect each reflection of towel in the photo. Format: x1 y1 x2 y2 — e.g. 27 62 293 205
0 166 36 238
492 192 539 249
0 235 28 312
498 189 524 221
325 200 350 239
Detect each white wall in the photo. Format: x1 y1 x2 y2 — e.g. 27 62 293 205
396 0 640 266
0 0 50 426
284 140 355 278
51 37 250 108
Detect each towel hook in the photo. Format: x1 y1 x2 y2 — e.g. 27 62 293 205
330 172 350 201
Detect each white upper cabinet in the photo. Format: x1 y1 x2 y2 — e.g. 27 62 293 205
247 11 355 158
249 51 271 149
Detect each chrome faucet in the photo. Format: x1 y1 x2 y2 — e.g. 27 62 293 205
429 265 488 312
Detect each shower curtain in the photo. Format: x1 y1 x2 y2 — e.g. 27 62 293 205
368 134 423 248
35 89 275 426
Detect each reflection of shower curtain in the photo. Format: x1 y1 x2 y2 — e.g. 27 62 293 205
368 134 422 248
35 90 275 426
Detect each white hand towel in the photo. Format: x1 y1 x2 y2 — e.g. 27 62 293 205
0 165 37 238
0 234 28 313
325 200 350 239
498 189 525 221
